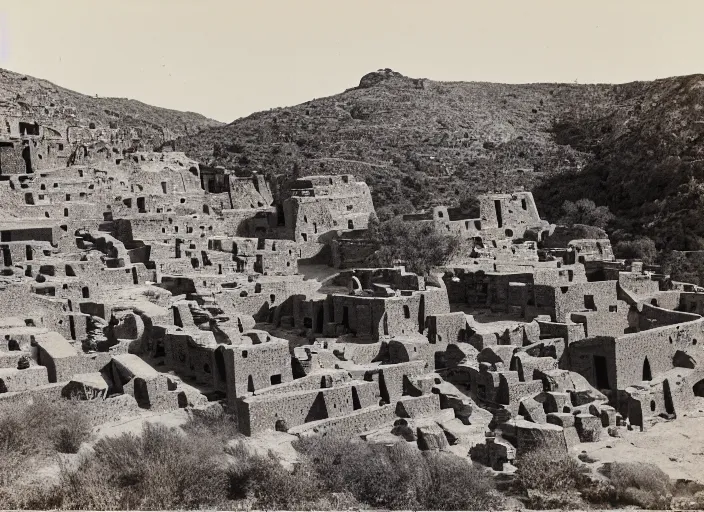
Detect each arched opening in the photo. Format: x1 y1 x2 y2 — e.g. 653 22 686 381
642 357 652 381
81 286 89 299
693 379 704 397
247 375 255 393
215 347 226 383
403 305 410 319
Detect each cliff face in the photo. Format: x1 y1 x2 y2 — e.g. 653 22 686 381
0 68 223 150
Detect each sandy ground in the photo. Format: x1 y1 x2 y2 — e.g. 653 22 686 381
92 408 191 439
461 308 531 335
576 405 704 482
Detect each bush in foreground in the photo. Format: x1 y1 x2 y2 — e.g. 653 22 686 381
295 435 504 510
0 397 91 486
601 461 673 510
514 446 590 509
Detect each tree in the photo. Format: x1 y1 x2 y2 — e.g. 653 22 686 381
557 198 615 229
613 237 657 264
364 217 460 275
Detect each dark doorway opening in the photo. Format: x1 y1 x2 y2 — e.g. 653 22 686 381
351 386 361 410
215 347 226 383
593 355 610 389
494 200 503 228
22 146 32 173
316 308 324 333
642 357 652 381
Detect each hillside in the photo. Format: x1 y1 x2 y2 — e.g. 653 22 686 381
177 69 704 254
176 69 614 218
0 68 223 149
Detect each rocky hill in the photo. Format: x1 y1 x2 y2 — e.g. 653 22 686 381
0 67 223 149
176 69 613 218
177 69 704 253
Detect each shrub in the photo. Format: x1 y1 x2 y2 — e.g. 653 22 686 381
365 216 461 275
0 397 91 486
182 406 241 445
51 409 92 454
58 422 230 510
601 461 673 510
423 452 505 510
295 435 505 510
514 446 590 509
295 435 427 509
227 441 330 510
557 198 615 229
614 237 658 264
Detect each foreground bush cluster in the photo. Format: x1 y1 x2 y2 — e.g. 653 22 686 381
0 401 699 510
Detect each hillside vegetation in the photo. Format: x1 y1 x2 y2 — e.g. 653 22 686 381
0 68 222 148
178 69 704 255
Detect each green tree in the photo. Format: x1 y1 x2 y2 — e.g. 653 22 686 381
364 217 460 275
614 237 657 264
558 198 615 229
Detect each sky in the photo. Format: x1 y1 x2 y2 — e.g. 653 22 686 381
0 1 701 123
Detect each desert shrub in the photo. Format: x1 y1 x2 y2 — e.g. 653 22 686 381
365 216 461 275
295 435 504 510
0 397 91 487
57 422 230 510
51 409 92 454
226 441 332 510
423 452 505 510
182 406 241 445
557 198 615 229
295 435 427 509
514 446 590 509
457 193 481 217
602 461 673 510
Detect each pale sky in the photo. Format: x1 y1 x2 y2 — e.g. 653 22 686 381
0 1 701 123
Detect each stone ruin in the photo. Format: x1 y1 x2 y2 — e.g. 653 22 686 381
1 118 704 471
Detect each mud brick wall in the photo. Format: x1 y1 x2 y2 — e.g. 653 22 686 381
614 317 704 389
223 339 293 404
238 380 379 436
636 302 700 331
291 402 398 438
